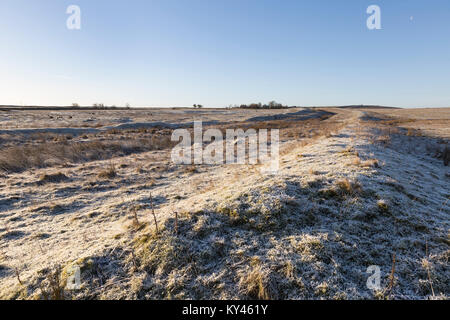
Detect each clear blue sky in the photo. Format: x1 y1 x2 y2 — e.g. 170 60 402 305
1 0 449 108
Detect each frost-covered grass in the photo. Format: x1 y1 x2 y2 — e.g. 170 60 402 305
0 109 448 300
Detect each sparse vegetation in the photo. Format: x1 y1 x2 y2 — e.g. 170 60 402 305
336 178 361 196
39 265 65 300
339 146 359 157
361 159 379 168
0 134 174 173
38 172 68 184
377 199 389 213
98 163 117 179
1 107 448 300
239 265 276 300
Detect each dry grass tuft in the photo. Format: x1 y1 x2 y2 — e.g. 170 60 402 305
339 146 359 157
239 265 277 300
361 159 379 168
335 178 362 196
347 156 380 168
315 282 329 296
38 172 68 184
377 200 389 213
98 163 117 179
185 165 198 174
349 157 361 166
385 253 397 297
131 206 140 228
40 265 65 300
375 135 391 146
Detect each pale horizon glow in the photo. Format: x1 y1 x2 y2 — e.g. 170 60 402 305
0 0 449 108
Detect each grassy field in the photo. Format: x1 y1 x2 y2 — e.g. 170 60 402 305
0 107 448 299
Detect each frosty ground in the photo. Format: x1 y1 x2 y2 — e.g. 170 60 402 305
0 107 448 299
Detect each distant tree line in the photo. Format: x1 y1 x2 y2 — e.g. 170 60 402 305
232 101 289 109
71 103 131 109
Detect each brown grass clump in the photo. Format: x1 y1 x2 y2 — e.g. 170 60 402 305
339 146 359 157
239 265 277 300
406 128 423 137
131 206 140 227
40 265 65 300
335 178 362 196
375 135 391 146
107 129 120 135
315 282 329 296
185 165 198 174
377 200 389 213
135 165 145 174
361 159 379 168
38 172 68 184
336 179 351 194
98 163 117 179
349 157 361 166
